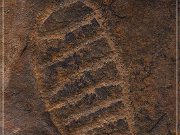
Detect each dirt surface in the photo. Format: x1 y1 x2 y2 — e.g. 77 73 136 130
2 0 178 135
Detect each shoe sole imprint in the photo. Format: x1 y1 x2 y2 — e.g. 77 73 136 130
30 1 135 135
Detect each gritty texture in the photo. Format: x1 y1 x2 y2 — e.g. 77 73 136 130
3 0 178 135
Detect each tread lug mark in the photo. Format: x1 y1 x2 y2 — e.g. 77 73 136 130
39 1 93 34
36 39 64 65
49 62 120 104
50 100 124 134
64 18 101 43
43 38 112 88
38 18 101 64
64 101 124 132
50 85 122 119
87 119 130 135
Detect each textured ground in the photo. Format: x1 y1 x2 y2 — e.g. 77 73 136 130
2 0 178 135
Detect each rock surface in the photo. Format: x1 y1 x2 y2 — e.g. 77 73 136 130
2 0 178 135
